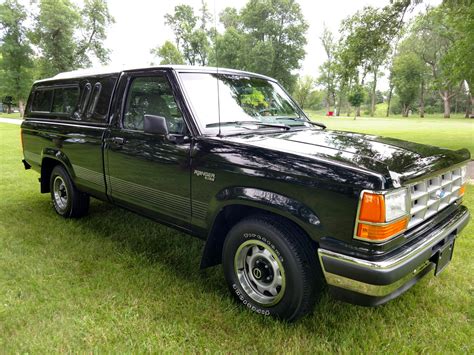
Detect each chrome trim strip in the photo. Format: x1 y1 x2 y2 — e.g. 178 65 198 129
319 207 469 295
323 261 432 297
400 161 470 186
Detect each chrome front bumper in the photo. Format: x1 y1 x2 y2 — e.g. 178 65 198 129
318 205 470 306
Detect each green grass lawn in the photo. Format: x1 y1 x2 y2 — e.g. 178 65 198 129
0 112 21 119
306 111 474 154
1 122 473 352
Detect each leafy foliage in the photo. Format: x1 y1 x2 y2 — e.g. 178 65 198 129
163 4 211 66
151 41 185 65
347 84 365 118
293 75 315 109
0 0 113 112
391 53 425 116
0 0 33 110
153 0 308 91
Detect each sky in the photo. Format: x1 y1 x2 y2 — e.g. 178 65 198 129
95 0 439 89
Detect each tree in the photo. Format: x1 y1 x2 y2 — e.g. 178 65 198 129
0 0 34 115
293 76 315 109
151 41 185 65
406 7 457 118
442 1 474 117
338 2 410 116
76 0 115 67
237 0 308 90
317 26 336 112
163 4 211 66
391 52 424 117
32 0 113 78
347 84 365 119
219 7 240 30
33 0 80 77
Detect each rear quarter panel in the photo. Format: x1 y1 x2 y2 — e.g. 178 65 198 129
21 120 107 198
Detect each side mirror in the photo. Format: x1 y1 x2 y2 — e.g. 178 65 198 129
144 114 169 135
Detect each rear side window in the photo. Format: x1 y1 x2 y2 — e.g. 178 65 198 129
79 83 92 114
84 76 116 122
32 89 53 112
52 87 79 114
87 83 102 118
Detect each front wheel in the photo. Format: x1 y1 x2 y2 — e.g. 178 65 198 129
50 165 89 218
222 215 322 321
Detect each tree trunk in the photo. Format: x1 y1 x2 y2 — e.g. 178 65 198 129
442 91 451 118
18 100 25 118
386 86 393 117
466 81 473 118
356 106 361 118
419 80 425 118
371 71 377 117
467 92 474 118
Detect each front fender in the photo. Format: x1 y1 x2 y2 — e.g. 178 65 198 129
213 187 321 228
200 187 321 268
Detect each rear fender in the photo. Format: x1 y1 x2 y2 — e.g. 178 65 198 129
39 148 75 193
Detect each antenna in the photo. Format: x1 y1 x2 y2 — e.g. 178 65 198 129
213 0 222 137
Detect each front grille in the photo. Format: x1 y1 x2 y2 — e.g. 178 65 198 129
407 167 464 229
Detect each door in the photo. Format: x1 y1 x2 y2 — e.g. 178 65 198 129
105 72 192 225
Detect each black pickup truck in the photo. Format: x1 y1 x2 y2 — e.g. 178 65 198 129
21 65 470 321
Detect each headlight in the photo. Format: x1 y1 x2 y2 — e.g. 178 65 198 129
385 189 408 221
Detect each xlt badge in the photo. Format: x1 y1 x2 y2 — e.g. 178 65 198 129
194 169 215 182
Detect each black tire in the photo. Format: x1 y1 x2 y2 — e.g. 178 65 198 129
222 214 323 322
49 165 89 218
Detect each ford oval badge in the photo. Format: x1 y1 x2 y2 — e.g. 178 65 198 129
435 189 446 199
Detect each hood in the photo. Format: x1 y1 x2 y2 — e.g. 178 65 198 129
224 129 470 186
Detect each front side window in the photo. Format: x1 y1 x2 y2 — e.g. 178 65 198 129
123 76 184 134
179 72 307 134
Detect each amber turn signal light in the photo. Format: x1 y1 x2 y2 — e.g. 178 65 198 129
356 217 408 241
458 184 466 197
358 192 385 223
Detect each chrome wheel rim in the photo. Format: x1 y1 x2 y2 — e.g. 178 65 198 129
234 239 286 306
53 176 68 211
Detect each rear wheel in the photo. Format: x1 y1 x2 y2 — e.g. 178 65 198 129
50 165 89 218
222 215 322 321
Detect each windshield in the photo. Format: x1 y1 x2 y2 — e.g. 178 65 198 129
179 72 309 134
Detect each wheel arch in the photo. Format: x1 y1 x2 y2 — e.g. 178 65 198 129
40 150 75 193
200 188 322 269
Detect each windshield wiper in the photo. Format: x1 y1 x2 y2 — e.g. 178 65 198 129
206 121 291 130
273 117 326 130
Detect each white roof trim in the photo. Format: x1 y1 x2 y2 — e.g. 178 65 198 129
34 65 275 84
